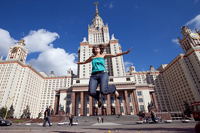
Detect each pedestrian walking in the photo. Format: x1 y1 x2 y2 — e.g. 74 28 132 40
69 114 74 126
98 116 101 124
151 110 157 123
101 117 104 123
75 44 133 108
43 105 52 127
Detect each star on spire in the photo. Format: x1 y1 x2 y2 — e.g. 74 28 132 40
94 2 99 16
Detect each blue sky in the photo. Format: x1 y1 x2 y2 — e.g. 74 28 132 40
0 0 200 75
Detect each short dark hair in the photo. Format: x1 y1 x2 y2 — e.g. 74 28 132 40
92 44 105 55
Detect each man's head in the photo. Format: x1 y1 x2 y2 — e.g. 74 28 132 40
49 105 52 109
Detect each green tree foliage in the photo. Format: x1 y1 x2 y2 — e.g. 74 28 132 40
7 104 15 118
0 107 7 118
183 101 192 117
51 109 54 115
37 112 41 119
20 105 31 118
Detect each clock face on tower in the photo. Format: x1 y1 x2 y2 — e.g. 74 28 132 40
190 33 200 39
12 47 18 53
96 27 99 31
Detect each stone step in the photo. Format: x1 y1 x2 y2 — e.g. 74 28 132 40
73 115 140 122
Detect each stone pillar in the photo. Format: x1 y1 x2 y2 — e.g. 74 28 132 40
72 92 76 116
115 95 121 115
107 94 111 115
80 92 85 116
133 89 139 114
124 90 130 115
130 91 137 115
152 92 159 111
98 94 102 115
89 96 93 116
54 93 59 115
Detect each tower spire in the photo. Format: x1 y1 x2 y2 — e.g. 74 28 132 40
94 2 99 16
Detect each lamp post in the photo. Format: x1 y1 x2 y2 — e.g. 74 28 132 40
4 96 14 119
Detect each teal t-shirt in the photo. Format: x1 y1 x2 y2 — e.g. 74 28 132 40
91 57 107 74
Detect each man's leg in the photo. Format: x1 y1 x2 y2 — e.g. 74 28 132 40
43 118 47 127
47 116 51 126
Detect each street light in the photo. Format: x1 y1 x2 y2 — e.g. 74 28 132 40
4 96 14 119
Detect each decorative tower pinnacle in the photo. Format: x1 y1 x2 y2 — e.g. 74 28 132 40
94 2 99 16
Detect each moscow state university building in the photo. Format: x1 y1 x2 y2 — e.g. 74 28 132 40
0 3 200 118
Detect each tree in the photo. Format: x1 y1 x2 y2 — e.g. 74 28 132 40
0 107 7 118
37 112 42 119
183 101 192 117
7 104 15 118
51 109 54 115
21 105 31 118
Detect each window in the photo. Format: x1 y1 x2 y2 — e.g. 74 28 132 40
67 101 71 105
140 105 145 111
138 98 143 102
137 91 142 96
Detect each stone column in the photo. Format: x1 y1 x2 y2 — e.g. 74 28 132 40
115 95 121 115
152 92 159 111
124 90 130 115
107 94 111 115
54 93 59 115
133 89 139 114
72 92 76 116
98 94 102 115
89 96 93 116
130 91 137 115
80 92 85 116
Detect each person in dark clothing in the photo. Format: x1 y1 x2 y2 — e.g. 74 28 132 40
43 105 52 127
101 117 104 123
69 114 73 126
151 110 157 123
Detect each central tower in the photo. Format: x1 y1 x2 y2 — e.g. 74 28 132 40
77 2 125 78
88 2 110 45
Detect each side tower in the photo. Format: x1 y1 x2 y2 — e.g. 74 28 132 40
178 26 200 53
6 39 28 63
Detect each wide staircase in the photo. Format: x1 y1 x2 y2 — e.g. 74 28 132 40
73 115 139 123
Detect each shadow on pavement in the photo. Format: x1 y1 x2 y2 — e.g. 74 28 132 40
53 131 85 133
82 127 195 133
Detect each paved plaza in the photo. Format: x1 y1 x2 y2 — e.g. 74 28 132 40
0 120 198 133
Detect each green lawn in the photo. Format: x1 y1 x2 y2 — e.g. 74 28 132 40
13 120 24 122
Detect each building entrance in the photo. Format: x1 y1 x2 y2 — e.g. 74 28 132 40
111 107 116 115
93 107 98 116
102 108 107 115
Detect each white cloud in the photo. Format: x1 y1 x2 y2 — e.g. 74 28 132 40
27 48 77 76
172 38 179 45
109 3 114 8
153 48 160 53
23 29 60 53
0 28 77 76
124 61 133 72
0 28 17 56
104 3 114 9
194 0 199 3
186 14 200 30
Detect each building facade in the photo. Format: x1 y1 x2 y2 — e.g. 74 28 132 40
54 3 157 116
